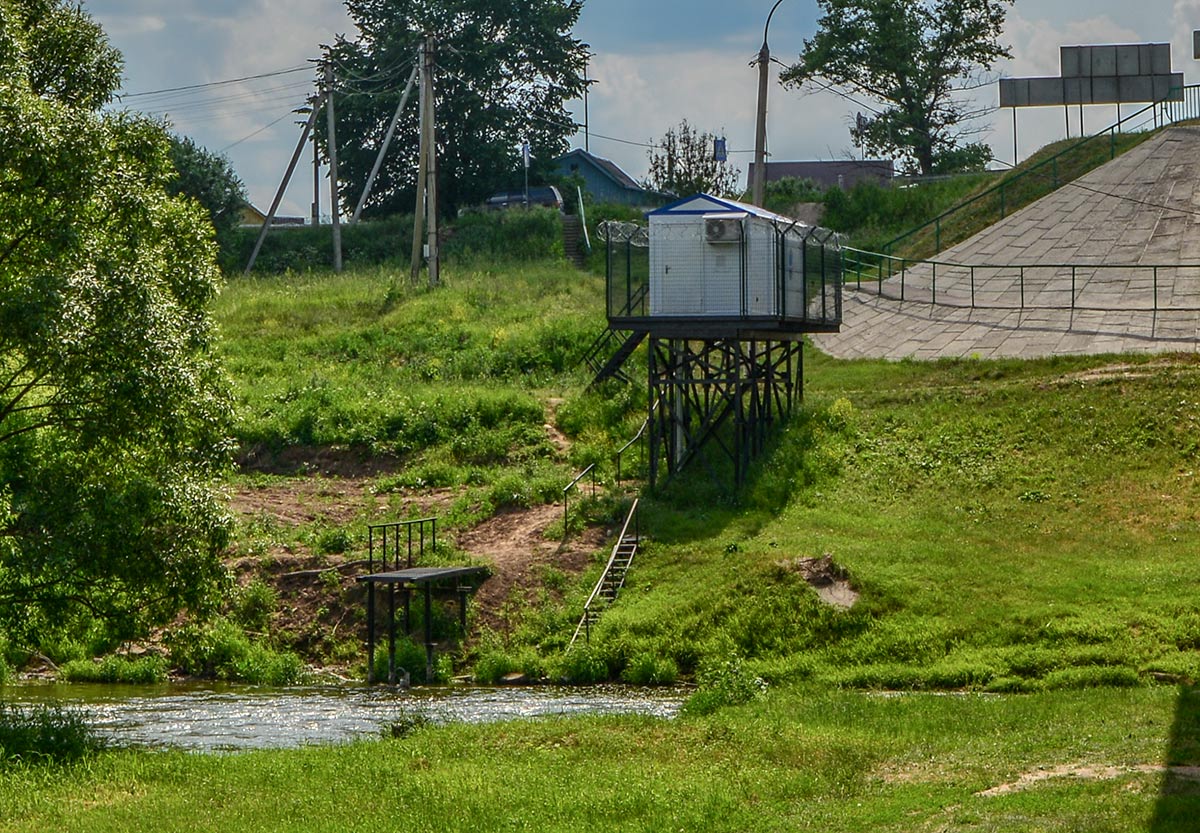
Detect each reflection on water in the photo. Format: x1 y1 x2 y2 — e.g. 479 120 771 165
1 683 687 752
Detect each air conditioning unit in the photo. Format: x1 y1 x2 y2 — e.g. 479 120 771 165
705 217 743 244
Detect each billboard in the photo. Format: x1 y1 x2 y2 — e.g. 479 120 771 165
999 42 1183 108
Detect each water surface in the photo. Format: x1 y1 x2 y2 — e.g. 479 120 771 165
2 683 686 752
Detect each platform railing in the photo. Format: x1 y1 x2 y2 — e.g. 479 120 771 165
368 517 437 572
842 247 1200 317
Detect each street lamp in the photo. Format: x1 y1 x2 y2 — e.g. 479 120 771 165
751 0 787 207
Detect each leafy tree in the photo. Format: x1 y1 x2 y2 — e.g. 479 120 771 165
165 134 247 257
328 0 589 217
781 0 1012 175
0 1 232 647
646 120 740 198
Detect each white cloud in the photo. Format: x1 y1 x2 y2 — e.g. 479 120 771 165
577 50 855 187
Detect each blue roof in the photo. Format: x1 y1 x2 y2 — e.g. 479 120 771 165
646 193 798 223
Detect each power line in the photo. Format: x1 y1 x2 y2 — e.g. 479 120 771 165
119 66 312 99
219 110 300 153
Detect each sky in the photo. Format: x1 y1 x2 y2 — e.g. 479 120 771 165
85 0 1200 218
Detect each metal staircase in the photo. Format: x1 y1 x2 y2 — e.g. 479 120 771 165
569 499 640 649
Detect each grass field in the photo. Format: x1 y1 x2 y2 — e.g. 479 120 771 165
6 188 1200 828
0 686 1195 831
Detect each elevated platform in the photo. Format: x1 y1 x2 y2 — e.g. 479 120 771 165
358 566 489 684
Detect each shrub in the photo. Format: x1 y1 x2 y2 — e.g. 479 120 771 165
682 655 767 716
59 655 168 685
169 620 305 686
621 652 679 686
233 579 278 632
0 704 105 764
553 646 609 684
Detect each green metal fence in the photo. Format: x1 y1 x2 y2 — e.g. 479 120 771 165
843 247 1200 315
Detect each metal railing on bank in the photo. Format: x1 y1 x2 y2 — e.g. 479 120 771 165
882 85 1200 261
842 246 1200 316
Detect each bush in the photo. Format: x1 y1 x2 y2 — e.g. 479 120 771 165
682 655 767 716
233 579 278 633
621 652 679 686
0 704 105 764
553 646 609 684
59 655 168 685
168 620 305 686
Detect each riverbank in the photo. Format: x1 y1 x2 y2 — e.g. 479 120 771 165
0 684 1195 832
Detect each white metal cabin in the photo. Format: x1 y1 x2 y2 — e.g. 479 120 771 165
604 193 842 336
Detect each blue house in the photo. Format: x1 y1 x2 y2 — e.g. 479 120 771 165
552 148 669 207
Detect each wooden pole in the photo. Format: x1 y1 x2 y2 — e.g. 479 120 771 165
425 33 440 287
352 63 419 223
325 61 343 272
244 97 322 276
410 38 429 282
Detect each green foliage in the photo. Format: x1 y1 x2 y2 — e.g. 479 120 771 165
168 620 304 686
822 175 995 250
59 654 168 685
783 0 1013 174
0 0 232 647
232 580 278 633
225 215 416 275
165 133 246 259
646 119 739 197
0 704 104 765
370 637 452 684
444 208 564 263
552 646 608 684
682 655 767 716
330 0 588 216
757 176 825 216
620 652 679 686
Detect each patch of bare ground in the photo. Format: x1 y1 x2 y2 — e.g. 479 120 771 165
227 468 609 657
1050 356 1200 386
975 763 1200 797
777 555 858 609
456 503 608 633
236 443 403 477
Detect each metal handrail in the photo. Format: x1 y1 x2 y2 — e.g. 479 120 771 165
561 463 596 539
882 86 1199 258
570 497 639 649
577 186 591 254
367 517 437 572
842 246 1200 315
614 397 661 483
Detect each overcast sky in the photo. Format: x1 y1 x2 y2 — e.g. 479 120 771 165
85 0 1200 217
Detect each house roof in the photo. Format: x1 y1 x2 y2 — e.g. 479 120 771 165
556 148 644 192
647 193 801 224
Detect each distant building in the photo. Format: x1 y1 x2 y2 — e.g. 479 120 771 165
746 160 894 191
238 203 306 228
551 148 671 207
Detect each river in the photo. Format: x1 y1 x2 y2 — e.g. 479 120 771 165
1 683 688 752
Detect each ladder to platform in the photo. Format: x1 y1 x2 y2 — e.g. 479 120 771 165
569 499 640 649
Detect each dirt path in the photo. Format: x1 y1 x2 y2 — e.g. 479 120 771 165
456 503 607 631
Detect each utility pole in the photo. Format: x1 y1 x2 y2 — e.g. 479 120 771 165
425 33 439 287
410 38 430 283
311 111 320 226
325 60 343 272
244 95 324 276
411 34 439 286
752 0 787 207
353 63 419 223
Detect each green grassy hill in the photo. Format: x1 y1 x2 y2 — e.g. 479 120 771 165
207 239 1200 696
